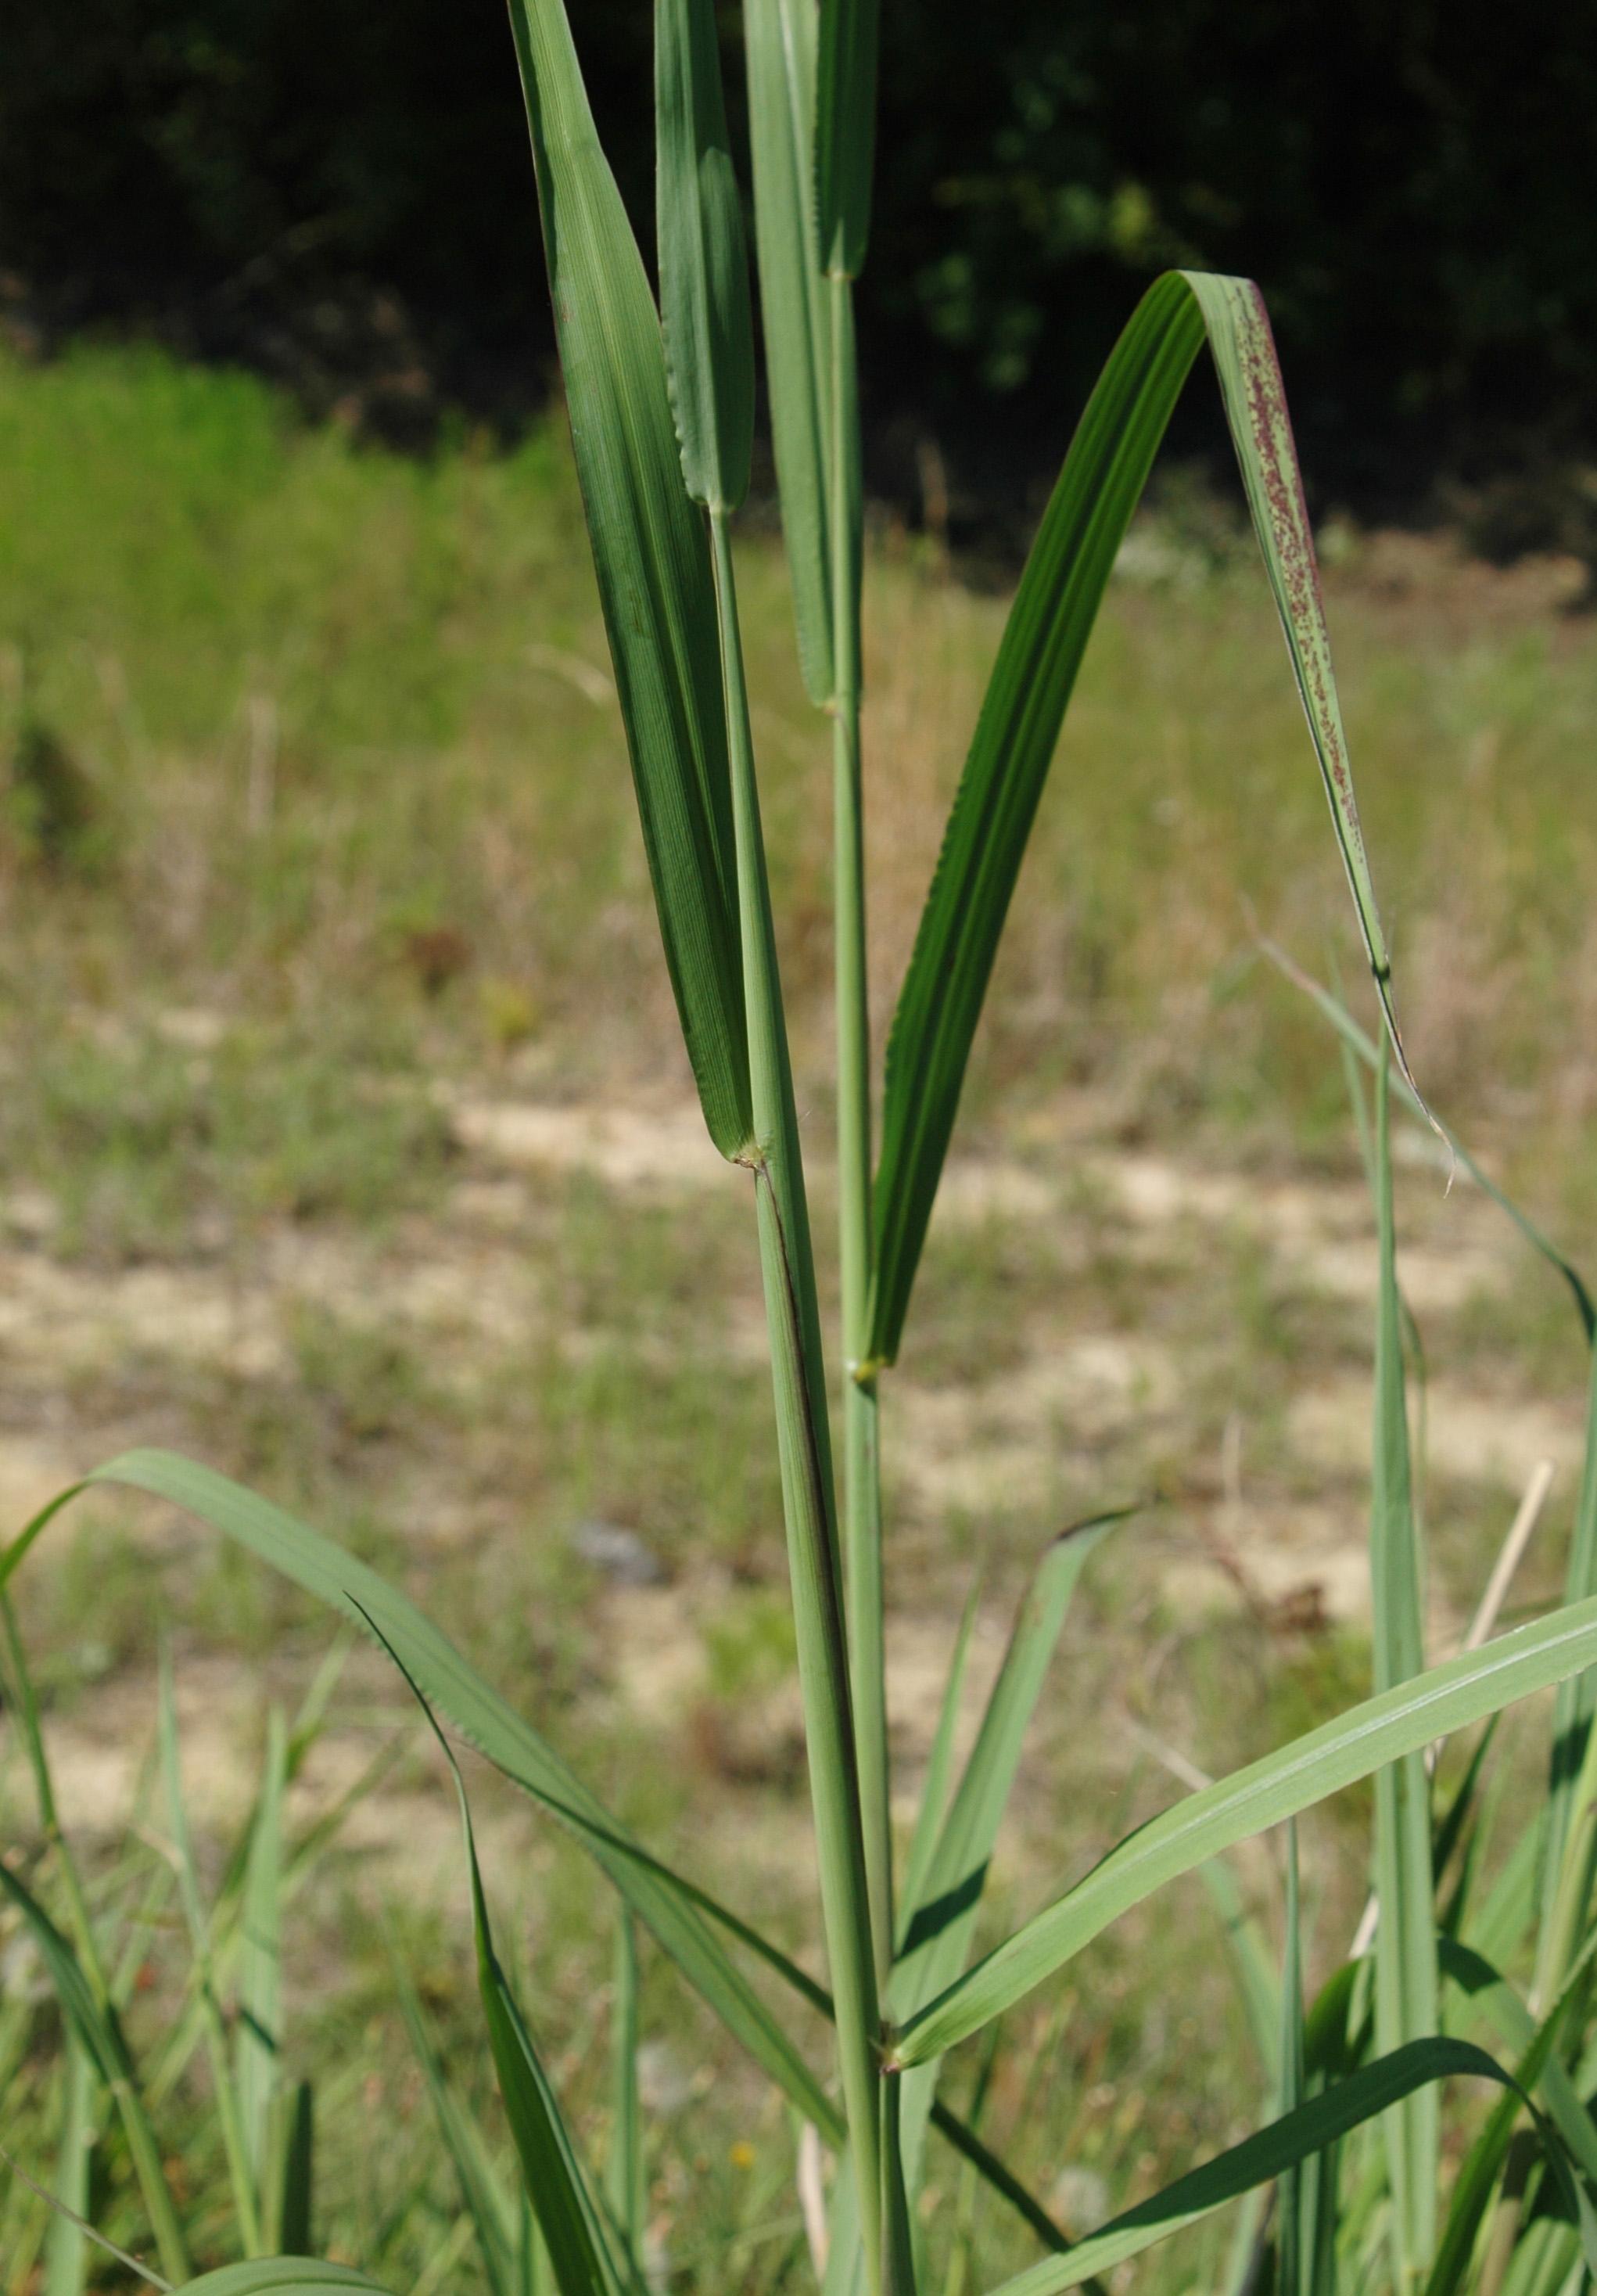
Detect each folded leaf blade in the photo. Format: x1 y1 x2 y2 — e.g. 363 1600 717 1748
742 0 833 699
656 0 755 512
506 0 750 1158
815 0 877 278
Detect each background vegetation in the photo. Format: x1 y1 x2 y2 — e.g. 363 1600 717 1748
2 332 1596 2284
5 0 1597 537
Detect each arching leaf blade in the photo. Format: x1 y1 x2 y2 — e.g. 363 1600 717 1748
868 274 1204 1367
892 1589 1597 2068
22 1452 841 2142
871 268 1412 1368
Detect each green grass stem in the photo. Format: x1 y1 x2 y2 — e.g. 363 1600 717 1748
708 504 896 2296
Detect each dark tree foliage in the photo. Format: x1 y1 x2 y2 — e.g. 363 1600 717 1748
2 0 1592 516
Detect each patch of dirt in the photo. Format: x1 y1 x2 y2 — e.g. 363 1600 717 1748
1288 1378 1584 1489
448 1094 724 1192
896 1341 1179 1516
2 1086 1581 1870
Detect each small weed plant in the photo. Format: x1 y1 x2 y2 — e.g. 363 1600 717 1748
5 4 1597 2295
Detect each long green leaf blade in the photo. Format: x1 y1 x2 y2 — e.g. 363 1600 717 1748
892 1589 1597 2068
31 1454 839 2141
1182 273 1404 1065
656 0 755 512
468 1858 620 2296
741 0 833 699
505 0 750 1157
870 268 1409 1368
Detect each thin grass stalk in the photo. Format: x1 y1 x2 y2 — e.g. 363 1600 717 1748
1369 1058 1439 2287
825 260 893 1997
705 502 895 2296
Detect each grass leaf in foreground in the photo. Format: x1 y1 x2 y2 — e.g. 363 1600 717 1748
892 1588 1597 2066
12 1455 842 2143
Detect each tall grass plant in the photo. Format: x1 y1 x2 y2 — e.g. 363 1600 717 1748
7 6 1597 2295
